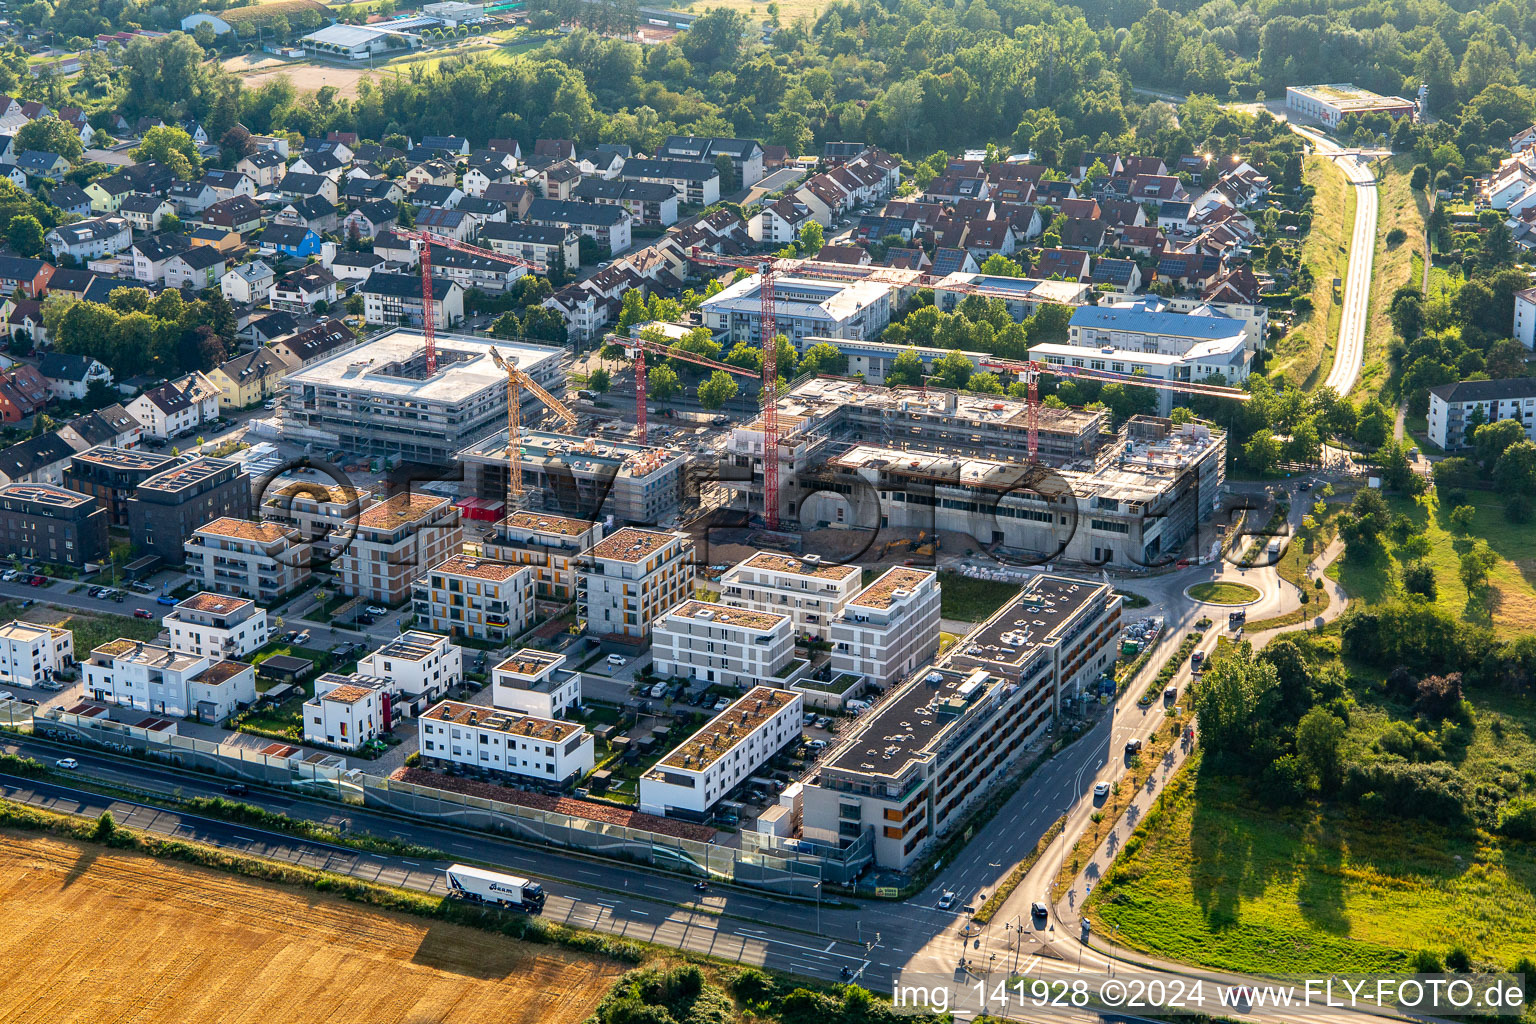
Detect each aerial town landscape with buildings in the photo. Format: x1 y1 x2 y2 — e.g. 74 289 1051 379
0 0 1534 1019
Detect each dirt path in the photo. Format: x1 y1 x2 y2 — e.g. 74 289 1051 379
0 831 622 1024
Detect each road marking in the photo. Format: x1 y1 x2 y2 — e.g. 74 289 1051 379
824 941 835 952
403 860 419 866
451 842 473 849
630 910 649 917
234 835 259 843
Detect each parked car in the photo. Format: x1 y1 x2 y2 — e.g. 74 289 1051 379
129 581 156 594
157 593 178 606
355 614 376 626
133 608 153 619
1093 781 1110 798
0 691 12 701
0 569 18 582
28 575 47 586
365 605 387 616
606 654 627 667
713 698 730 711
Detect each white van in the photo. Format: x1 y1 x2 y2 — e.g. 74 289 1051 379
650 681 668 698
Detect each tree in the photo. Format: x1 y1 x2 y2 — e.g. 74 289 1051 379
1410 164 1430 190
1402 561 1437 600
5 214 44 257
133 125 203 180
647 363 680 400
587 367 611 393
796 220 823 256
1295 707 1345 792
980 254 1025 277
1193 650 1279 760
1449 504 1475 533
15 116 82 161
697 369 739 409
1243 428 1282 474
929 350 975 390
798 341 844 377
886 348 926 387
1474 418 1526 469
1493 441 1536 497
1459 540 1497 592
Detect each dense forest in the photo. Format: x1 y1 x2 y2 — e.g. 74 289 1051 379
13 0 1534 179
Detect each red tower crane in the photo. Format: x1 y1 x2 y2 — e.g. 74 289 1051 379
394 229 539 376
677 249 799 531
977 358 1252 461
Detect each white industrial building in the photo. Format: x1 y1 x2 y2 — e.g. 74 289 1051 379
639 686 802 818
355 630 462 718
828 567 941 690
701 274 896 344
719 552 863 642
490 649 581 720
0 620 74 688
1426 377 1536 450
412 553 535 642
418 699 595 786
301 23 419 60
162 592 270 661
652 600 797 689
578 527 695 641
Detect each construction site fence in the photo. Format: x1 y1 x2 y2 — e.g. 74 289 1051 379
20 704 873 897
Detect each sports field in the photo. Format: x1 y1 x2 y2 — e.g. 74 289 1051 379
0 832 621 1024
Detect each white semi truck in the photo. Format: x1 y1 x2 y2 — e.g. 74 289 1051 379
444 864 547 913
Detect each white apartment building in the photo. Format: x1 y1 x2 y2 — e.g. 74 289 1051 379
804 575 1120 870
701 274 896 345
652 600 796 689
84 638 254 721
719 552 863 641
184 517 312 604
304 673 387 751
1426 377 1536 450
337 492 463 606
829 567 941 690
639 686 802 817
0 620 74 688
578 527 695 641
162 592 270 660
480 511 604 602
412 553 534 643
491 649 581 720
355 630 462 717
1514 287 1536 349
418 700 595 786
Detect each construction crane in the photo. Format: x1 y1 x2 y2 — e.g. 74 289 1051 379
624 331 768 437
488 344 577 505
977 357 1252 461
393 229 538 376
685 248 801 531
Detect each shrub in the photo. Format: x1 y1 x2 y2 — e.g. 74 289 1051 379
404 751 421 768
1386 226 1407 246
1415 673 1463 720
1342 759 1472 825
1411 949 1445 972
1497 796 1536 840
1445 945 1472 972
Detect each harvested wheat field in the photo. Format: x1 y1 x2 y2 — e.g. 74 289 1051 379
0 832 622 1024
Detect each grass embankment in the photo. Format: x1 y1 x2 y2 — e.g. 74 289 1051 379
10 603 160 654
1271 156 1352 389
1332 493 1536 637
1244 500 1344 632
1358 154 1429 402
937 571 1020 623
1086 750 1536 974
1186 581 1260 605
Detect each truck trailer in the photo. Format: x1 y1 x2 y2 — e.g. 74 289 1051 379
444 864 547 912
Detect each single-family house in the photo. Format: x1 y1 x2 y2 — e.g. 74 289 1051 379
46 217 132 261
258 223 323 259
163 246 228 290
118 194 175 233
221 260 275 306
38 353 113 401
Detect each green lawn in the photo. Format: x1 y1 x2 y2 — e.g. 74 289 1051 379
1271 156 1352 389
1359 154 1428 402
1332 493 1536 637
14 605 161 655
1186 581 1261 605
1089 751 1536 974
937 571 1021 622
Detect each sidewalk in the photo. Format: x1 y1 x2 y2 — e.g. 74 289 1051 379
1054 533 1352 954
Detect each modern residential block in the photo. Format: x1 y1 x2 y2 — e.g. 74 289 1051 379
418 700 595 786
126 457 251 563
719 552 863 641
0 620 74 688
479 510 604 602
1426 377 1536 450
638 686 802 817
183 517 309 603
578 527 695 641
304 673 388 751
490 649 581 720
0 482 109 567
828 567 941 690
336 492 462 606
412 553 535 642
355 630 462 717
161 592 271 661
652 600 797 689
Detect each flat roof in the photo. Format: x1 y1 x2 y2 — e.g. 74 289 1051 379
655 686 796 773
1290 83 1414 109
430 553 525 582
738 552 860 582
948 574 1111 677
424 699 582 741
501 510 595 537
92 638 202 672
176 592 255 615
848 567 934 609
140 457 237 494
194 517 296 544
193 660 249 685
0 483 93 509
321 683 376 705
71 445 177 472
369 630 448 662
0 620 58 642
665 599 787 632
356 491 450 531
587 526 680 563
461 429 683 479
282 329 563 405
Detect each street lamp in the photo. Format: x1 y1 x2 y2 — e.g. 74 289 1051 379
813 880 821 934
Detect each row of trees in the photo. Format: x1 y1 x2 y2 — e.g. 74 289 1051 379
41 285 236 378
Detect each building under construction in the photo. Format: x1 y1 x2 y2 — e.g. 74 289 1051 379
717 378 1226 566
457 428 689 524
276 328 568 464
